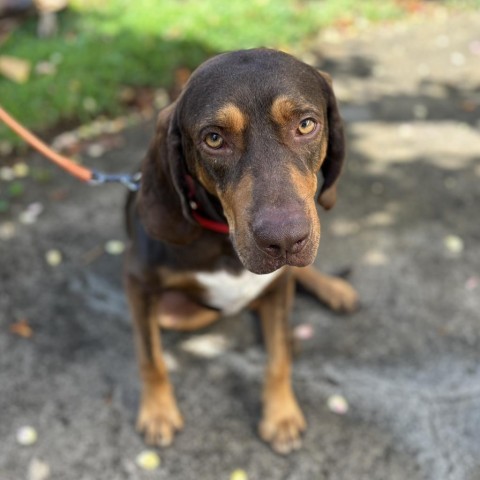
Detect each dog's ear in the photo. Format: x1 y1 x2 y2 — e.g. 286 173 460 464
137 103 201 244
316 71 346 210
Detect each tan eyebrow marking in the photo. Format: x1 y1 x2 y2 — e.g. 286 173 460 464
270 95 298 125
215 103 247 133
271 95 317 127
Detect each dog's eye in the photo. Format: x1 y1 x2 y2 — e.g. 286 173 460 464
297 118 316 135
204 133 224 149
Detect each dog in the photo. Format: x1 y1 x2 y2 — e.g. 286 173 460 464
124 48 359 455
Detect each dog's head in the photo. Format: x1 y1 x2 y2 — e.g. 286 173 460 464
138 48 345 274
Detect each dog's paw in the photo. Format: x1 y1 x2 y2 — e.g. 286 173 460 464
259 398 306 455
136 387 184 447
320 277 359 313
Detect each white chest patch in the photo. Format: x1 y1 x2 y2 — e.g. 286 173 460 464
194 268 284 315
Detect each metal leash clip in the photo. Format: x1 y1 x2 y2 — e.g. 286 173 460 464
90 171 142 191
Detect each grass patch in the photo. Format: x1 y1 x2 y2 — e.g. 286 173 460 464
0 0 408 146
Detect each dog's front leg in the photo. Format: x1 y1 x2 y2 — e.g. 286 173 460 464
256 270 306 454
125 276 183 447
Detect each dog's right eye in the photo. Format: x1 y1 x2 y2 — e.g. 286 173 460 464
297 118 317 135
204 133 224 149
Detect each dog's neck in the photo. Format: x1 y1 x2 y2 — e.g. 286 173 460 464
185 175 229 234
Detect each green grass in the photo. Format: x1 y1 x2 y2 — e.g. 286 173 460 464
0 0 408 147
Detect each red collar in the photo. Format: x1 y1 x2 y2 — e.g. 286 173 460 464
185 175 229 234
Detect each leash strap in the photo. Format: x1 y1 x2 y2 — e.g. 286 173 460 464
1 104 227 230
0 104 140 191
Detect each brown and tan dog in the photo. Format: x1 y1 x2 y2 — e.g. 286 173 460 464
124 48 358 455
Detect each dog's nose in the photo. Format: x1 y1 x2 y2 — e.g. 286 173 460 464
252 209 310 258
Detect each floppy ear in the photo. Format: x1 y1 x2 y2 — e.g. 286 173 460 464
316 71 346 210
137 103 201 245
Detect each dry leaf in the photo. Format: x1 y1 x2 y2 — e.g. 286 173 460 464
136 450 161 470
0 222 16 240
293 323 315 340
45 249 62 266
230 469 248 480
10 319 33 338
104 240 125 255
327 394 349 415
465 276 479 291
444 235 464 255
16 426 38 446
13 162 29 178
0 167 15 181
28 458 51 480
180 334 229 358
0 55 31 83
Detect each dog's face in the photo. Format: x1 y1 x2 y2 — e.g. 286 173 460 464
139 49 345 274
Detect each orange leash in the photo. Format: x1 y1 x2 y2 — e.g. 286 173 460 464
0 105 93 182
0 105 232 232
0 104 140 190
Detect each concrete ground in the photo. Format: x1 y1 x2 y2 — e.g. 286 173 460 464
1 9 480 480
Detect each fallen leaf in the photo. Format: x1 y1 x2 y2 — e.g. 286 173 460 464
465 276 479 291
444 235 464 255
16 426 38 446
10 319 33 338
136 450 161 470
293 323 315 340
362 249 389 266
327 394 349 415
104 240 125 255
164 351 179 372
19 203 44 225
13 162 29 178
0 55 31 83
35 61 57 76
0 167 15 181
154 88 170 109
28 458 51 480
0 222 15 239
45 249 62 266
180 334 229 358
51 131 80 152
86 143 105 158
0 141 13 156
230 469 248 480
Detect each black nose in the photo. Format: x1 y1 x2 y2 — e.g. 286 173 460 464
252 208 310 258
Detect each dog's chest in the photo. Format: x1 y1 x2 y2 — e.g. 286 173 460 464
194 268 284 315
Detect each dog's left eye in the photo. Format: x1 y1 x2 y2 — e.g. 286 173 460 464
204 133 224 149
297 118 317 135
